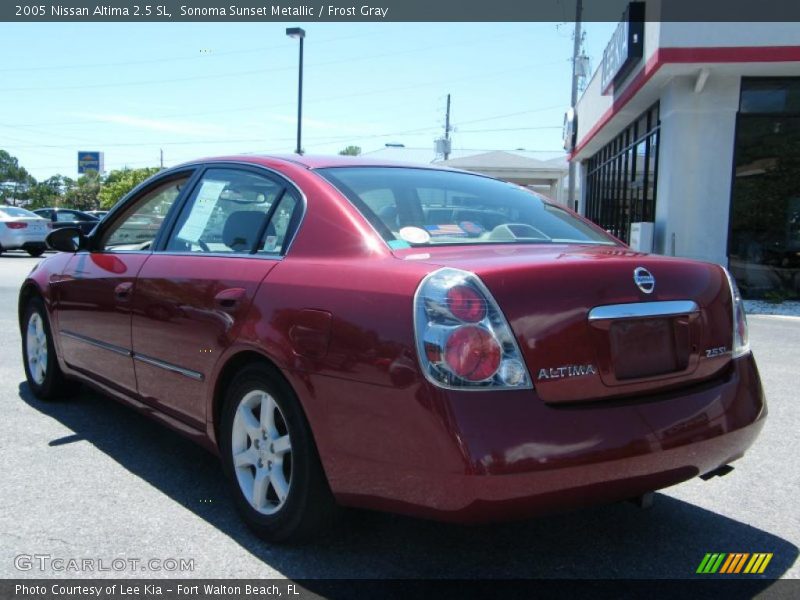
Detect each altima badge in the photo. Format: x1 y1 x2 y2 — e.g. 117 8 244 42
538 365 598 380
633 267 655 294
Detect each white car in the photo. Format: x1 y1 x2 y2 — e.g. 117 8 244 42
0 206 50 257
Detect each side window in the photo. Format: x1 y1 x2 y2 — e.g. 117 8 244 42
102 176 189 251
257 192 300 254
56 211 80 222
165 168 293 255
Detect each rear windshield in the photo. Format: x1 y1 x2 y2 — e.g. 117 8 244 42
317 167 615 247
0 206 39 218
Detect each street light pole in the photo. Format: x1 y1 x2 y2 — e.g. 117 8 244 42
286 27 306 155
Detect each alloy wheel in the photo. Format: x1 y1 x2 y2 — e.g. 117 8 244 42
230 390 293 515
26 312 48 385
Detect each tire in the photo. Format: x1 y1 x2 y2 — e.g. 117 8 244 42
27 247 45 257
22 297 78 400
220 363 337 542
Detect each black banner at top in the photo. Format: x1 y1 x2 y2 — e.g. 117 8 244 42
4 0 800 22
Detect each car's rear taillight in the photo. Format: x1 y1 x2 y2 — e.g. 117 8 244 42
444 325 501 381
414 267 532 389
724 268 750 358
5 222 28 229
446 285 486 322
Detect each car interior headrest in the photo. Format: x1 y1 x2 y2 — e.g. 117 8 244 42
222 210 269 253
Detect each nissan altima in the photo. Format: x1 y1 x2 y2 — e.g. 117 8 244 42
19 155 766 541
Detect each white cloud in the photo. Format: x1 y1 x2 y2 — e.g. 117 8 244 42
263 112 371 133
78 113 225 136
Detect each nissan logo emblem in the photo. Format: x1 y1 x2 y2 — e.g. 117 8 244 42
633 267 655 294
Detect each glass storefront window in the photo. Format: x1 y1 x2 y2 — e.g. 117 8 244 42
729 78 800 300
584 104 660 243
740 78 800 114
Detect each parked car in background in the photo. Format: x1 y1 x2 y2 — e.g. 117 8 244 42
19 155 766 542
0 206 49 256
34 208 100 236
86 210 109 220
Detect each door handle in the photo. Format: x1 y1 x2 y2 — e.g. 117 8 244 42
214 288 247 312
114 281 134 301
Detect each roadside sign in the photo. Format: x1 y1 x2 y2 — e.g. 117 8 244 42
78 151 104 174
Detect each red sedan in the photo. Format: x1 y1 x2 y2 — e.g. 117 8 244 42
19 155 766 541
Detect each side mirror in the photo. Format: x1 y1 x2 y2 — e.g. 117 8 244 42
46 227 86 253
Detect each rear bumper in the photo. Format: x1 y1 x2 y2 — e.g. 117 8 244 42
328 354 766 522
0 231 47 250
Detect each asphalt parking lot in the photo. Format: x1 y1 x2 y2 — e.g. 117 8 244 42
0 252 797 582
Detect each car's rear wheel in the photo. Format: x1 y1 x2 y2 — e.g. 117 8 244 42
22 297 78 400
27 247 45 257
220 364 337 542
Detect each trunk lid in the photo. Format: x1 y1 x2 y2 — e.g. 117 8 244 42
4 217 49 236
398 244 733 403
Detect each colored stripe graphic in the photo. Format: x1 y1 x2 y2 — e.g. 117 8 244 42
697 553 727 574
697 553 773 574
744 553 774 574
719 554 735 573
720 553 749 573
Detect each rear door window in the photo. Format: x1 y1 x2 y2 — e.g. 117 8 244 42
164 168 300 255
56 211 82 222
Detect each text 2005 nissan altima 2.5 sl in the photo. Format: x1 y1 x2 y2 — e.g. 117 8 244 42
19 155 766 541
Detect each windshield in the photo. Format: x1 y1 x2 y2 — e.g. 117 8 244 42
318 167 616 247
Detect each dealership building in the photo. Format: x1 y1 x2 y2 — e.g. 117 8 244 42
570 11 800 298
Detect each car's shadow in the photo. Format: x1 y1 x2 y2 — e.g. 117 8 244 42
18 382 798 585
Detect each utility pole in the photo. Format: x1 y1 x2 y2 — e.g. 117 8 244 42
444 93 451 160
567 0 583 212
159 148 164 169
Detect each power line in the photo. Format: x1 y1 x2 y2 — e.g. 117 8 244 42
457 105 563 126
0 60 563 134
0 116 565 150
1 64 293 93
0 31 516 93
457 126 562 133
0 31 384 74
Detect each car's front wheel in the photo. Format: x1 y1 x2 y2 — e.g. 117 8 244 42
22 297 77 400
27 247 45 257
220 364 337 542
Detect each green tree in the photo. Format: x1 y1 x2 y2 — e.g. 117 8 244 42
98 167 161 210
338 145 362 156
63 171 102 211
0 150 35 206
27 175 75 209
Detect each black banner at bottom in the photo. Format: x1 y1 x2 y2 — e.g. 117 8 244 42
3 579 799 600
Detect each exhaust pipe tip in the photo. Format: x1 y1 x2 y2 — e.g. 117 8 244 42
700 464 734 481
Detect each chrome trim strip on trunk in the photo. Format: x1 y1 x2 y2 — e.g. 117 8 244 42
588 300 700 321
134 353 204 381
60 330 132 357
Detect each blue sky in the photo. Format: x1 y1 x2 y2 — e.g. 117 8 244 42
0 22 616 181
